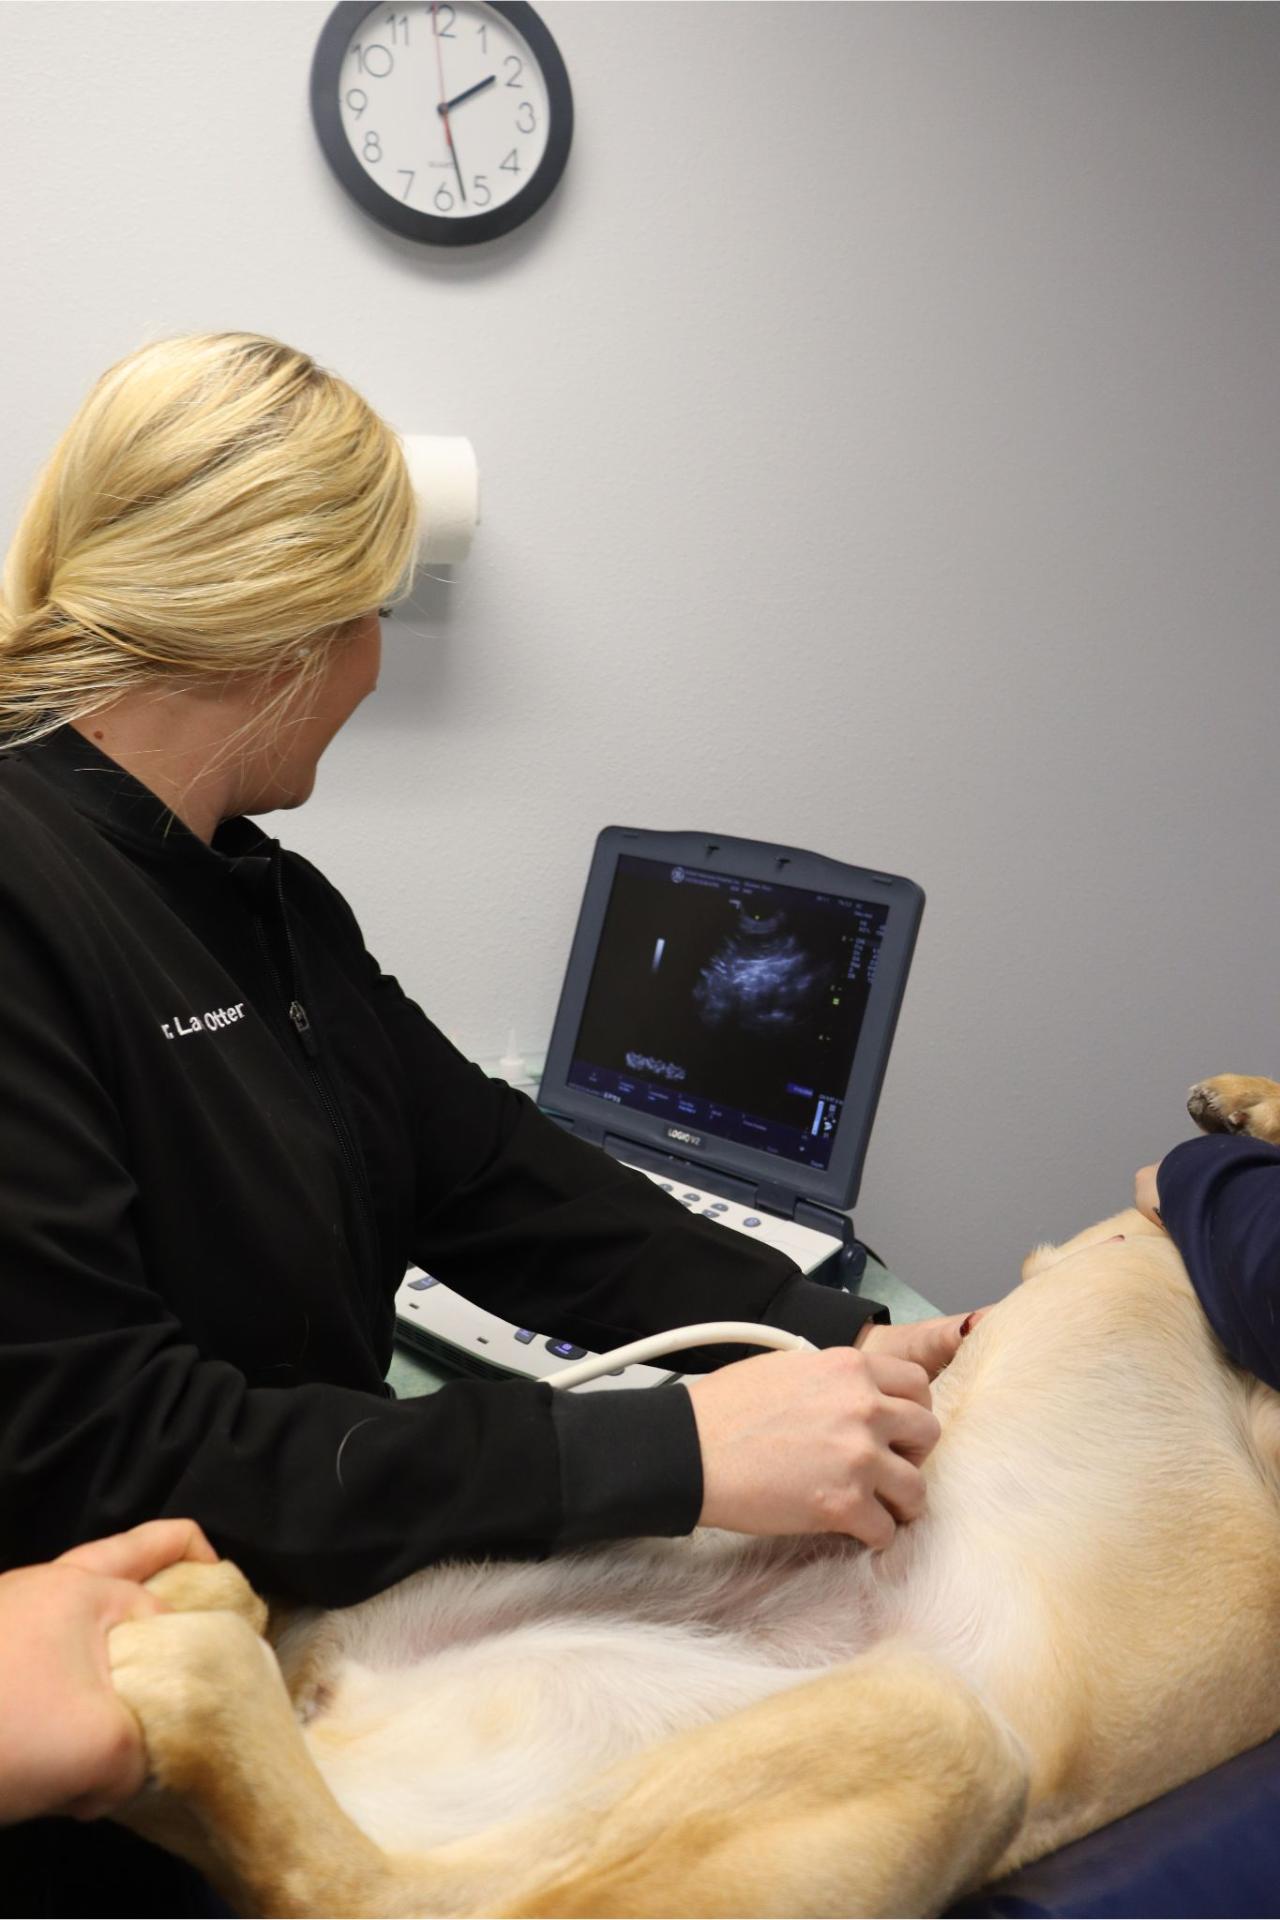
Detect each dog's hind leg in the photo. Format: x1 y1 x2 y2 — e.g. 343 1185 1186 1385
485 1643 1029 1919
108 1602 418 1917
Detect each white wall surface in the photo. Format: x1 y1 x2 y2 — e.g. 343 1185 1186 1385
3 1 1278 1312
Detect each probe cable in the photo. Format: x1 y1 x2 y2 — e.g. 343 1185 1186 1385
544 1322 816 1389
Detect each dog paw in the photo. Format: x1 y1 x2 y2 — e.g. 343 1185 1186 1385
1188 1076 1280 1145
144 1558 268 1635
109 1608 282 1796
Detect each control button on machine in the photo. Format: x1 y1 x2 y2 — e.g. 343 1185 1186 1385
742 1216 762 1229
682 1191 701 1202
514 1328 536 1345
709 1202 729 1213
546 1338 587 1360
701 1208 721 1217
407 1276 440 1290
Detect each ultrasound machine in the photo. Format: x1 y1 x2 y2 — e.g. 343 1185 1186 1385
395 827 924 1390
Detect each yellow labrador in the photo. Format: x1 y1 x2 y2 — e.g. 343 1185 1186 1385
106 1075 1280 1917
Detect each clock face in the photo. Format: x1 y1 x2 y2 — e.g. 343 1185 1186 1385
312 2 573 246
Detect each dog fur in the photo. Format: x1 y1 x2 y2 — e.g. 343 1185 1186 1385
105 1074 1280 1917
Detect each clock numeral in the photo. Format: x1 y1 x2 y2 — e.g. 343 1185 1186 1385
345 86 369 119
476 22 487 52
352 41 394 78
430 3 456 38
433 180 456 212
363 130 383 163
515 100 536 135
473 174 492 207
385 9 409 42
398 169 415 201
499 148 520 174
503 53 523 87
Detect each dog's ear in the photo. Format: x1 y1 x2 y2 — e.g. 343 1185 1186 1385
1021 1242 1061 1283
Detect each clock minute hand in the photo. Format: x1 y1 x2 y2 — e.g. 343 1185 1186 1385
437 75 496 116
444 119 466 204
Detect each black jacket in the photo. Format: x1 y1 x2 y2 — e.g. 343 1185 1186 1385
0 727 882 1607
1158 1132 1280 1394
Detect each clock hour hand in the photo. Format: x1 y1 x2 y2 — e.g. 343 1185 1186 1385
437 75 496 116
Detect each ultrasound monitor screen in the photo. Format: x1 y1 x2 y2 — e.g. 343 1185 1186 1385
565 855 890 1171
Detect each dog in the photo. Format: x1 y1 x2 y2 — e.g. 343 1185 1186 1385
105 1074 1280 1917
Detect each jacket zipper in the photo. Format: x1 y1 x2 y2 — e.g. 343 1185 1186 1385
251 877 383 1313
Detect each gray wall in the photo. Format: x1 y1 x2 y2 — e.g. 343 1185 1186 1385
3 2 1278 1311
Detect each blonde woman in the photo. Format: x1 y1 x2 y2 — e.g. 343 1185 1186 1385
0 334 967 1913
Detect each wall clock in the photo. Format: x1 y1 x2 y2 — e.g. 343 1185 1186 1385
311 2 573 246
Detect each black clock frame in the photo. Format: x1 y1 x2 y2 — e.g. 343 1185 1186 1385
310 1 573 247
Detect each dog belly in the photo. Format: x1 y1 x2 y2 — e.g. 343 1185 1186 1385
305 1624 810 1852
299 1537 889 1855
291 1440 1048 1856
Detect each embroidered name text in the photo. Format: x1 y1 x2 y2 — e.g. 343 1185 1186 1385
162 1003 247 1040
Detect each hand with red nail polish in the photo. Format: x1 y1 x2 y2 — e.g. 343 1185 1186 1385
858 1311 988 1378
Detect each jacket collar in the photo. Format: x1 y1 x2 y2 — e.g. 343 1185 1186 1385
17 724 272 870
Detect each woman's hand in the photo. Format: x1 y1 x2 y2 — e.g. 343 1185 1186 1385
686 1344 941 1550
0 1519 216 1826
857 1310 990 1379
1135 1163 1163 1226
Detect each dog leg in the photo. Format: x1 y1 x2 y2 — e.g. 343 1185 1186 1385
485 1644 1028 1919
1188 1075 1280 1144
109 1603 409 1916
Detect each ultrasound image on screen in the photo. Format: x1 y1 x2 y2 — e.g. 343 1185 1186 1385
693 907 833 1035
566 856 889 1170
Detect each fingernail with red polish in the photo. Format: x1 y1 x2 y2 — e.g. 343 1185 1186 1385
960 1313 978 1338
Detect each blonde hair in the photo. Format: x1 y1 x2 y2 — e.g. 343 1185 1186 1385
0 332 418 749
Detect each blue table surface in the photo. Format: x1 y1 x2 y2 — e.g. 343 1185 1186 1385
387 1258 934 1398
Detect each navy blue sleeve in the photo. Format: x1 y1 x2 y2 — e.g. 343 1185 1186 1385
1157 1134 1280 1393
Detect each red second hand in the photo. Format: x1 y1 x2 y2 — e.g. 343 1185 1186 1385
429 2 465 200
430 3 453 153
